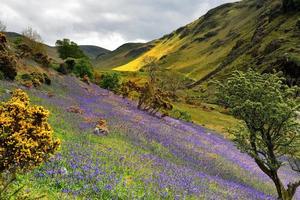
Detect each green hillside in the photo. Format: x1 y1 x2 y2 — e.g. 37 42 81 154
95 42 151 71
95 0 300 86
79 45 110 59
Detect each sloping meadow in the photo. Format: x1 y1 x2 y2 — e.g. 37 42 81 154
1 76 298 199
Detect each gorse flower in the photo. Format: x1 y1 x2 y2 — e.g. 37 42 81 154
0 89 60 173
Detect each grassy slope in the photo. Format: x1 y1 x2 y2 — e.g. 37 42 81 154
0 78 282 199
79 45 110 60
95 43 147 71
104 0 299 83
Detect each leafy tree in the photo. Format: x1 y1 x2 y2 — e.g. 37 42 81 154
0 21 6 33
216 70 300 200
55 39 86 59
73 58 93 79
99 72 121 92
21 27 45 54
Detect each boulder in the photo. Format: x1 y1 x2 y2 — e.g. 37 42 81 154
93 119 109 136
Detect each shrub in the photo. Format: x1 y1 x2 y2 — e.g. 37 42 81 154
0 53 18 80
99 72 121 92
20 72 51 88
73 58 93 79
0 89 60 173
0 33 18 80
169 109 192 122
57 58 76 75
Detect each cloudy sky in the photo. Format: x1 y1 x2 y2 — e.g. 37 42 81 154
0 0 237 50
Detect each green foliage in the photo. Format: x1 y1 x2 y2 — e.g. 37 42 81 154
57 58 76 75
73 58 93 79
55 39 86 60
169 109 192 122
99 72 121 91
20 72 51 87
216 70 300 200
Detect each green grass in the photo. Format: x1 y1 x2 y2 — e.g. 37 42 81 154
174 102 240 137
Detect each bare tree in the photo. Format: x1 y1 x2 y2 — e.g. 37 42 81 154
21 27 45 53
0 20 6 32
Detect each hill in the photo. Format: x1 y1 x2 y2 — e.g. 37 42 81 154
5 32 109 60
1 75 294 199
96 0 299 87
95 42 150 70
79 45 110 59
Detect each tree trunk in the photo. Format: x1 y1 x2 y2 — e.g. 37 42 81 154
272 175 296 200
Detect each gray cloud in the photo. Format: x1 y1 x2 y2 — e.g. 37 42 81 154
0 0 237 50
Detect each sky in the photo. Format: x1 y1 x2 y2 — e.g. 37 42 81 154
0 0 237 50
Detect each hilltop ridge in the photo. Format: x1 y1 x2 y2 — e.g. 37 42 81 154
95 0 300 87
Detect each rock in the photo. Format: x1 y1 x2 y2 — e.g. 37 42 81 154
94 119 109 136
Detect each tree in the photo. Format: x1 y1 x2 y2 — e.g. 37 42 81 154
99 72 121 92
0 21 6 33
157 70 187 100
73 58 93 79
21 27 45 54
216 70 300 200
55 39 86 59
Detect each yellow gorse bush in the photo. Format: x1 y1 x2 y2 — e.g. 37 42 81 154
0 89 60 173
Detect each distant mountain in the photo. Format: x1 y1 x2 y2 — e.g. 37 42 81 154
97 0 300 87
5 32 109 60
79 45 110 60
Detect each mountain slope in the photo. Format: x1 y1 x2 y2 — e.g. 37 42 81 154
99 0 299 86
79 45 110 59
95 42 150 70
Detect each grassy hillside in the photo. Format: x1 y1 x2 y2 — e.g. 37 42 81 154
0 77 285 199
95 43 150 71
96 0 299 86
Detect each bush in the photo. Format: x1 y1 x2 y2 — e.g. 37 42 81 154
0 89 60 173
73 58 93 79
0 53 18 80
0 33 18 80
20 72 51 87
99 72 121 92
169 109 192 122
